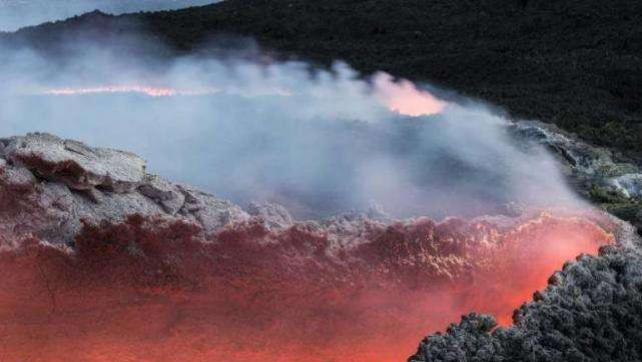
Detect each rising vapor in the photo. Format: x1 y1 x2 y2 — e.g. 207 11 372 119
0 34 586 219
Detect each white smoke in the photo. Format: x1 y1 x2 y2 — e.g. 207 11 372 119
0 27 585 219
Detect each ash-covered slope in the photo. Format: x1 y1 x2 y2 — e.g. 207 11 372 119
2 129 636 244
409 245 642 362
0 133 249 242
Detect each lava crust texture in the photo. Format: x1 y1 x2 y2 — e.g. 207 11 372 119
0 212 616 361
0 133 626 361
409 245 642 362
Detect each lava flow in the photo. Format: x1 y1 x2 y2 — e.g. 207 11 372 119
0 211 614 362
35 72 446 117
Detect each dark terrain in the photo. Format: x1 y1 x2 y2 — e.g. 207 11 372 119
1 2 642 361
410 245 642 362
2 0 642 159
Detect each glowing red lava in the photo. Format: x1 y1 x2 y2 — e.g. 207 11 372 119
41 85 221 97
37 75 446 118
0 212 613 361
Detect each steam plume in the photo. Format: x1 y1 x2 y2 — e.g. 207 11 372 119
0 35 586 219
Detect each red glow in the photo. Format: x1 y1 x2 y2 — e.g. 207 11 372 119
0 213 613 361
37 85 294 98
41 86 221 97
37 76 446 118
374 73 447 116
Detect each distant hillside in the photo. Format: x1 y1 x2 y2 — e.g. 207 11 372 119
3 0 642 159
0 0 215 31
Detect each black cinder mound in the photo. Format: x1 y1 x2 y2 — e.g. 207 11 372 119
410 245 642 362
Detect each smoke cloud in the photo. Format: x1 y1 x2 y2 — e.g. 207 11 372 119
0 32 585 220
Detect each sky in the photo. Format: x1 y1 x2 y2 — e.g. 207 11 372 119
0 0 216 31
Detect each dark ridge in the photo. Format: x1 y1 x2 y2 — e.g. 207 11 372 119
1 0 641 159
409 245 642 362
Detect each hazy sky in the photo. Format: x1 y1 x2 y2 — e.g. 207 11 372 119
0 0 216 31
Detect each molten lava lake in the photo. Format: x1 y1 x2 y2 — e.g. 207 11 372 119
0 213 615 361
0 62 616 360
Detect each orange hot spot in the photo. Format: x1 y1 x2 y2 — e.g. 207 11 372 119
374 73 447 116
0 213 613 361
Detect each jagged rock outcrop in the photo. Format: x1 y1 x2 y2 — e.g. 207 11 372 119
513 121 641 191
513 121 642 234
409 245 642 362
2 133 146 193
247 201 294 229
0 133 251 242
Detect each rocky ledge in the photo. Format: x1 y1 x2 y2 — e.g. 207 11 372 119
0 133 254 242
513 121 642 234
1 130 639 244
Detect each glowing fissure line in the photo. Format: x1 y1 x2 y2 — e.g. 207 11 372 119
39 76 447 117
42 85 221 97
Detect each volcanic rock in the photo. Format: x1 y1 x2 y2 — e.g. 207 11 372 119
513 121 640 180
2 133 146 193
513 121 642 235
609 173 642 199
0 133 249 242
247 201 294 229
138 174 186 215
409 245 642 362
